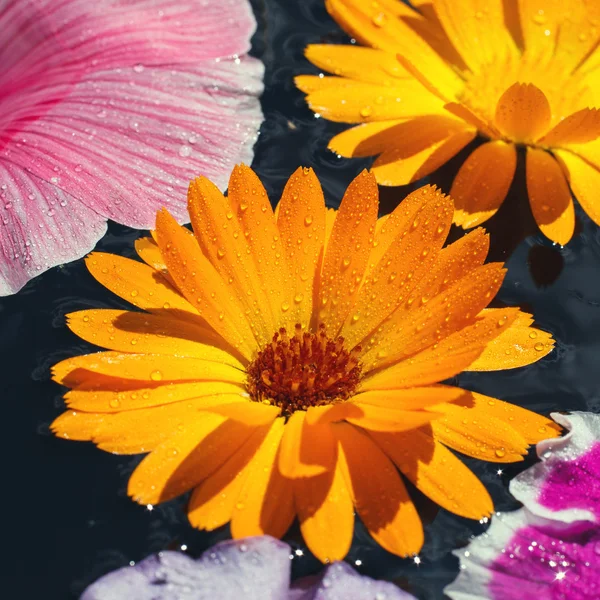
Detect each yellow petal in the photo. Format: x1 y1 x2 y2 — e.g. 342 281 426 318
188 424 272 531
494 83 551 143
353 386 468 410
155 209 255 358
318 170 379 336
526 148 575 245
85 253 196 317
432 0 518 72
226 165 293 332
344 186 454 349
65 381 246 413
540 108 600 146
52 395 246 454
452 141 517 228
429 402 530 463
305 402 364 426
304 44 409 84
295 459 354 562
278 411 335 478
134 236 169 275
230 418 295 539
203 402 281 426
347 404 440 432
66 309 242 367
334 422 423 556
303 79 446 123
328 121 406 158
454 391 561 444
128 414 254 504
372 129 476 186
187 175 277 347
467 308 555 371
52 352 245 388
371 429 493 519
276 167 326 327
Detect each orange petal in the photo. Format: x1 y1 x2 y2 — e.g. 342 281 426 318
278 411 336 478
328 121 406 158
432 0 518 72
134 236 169 274
353 386 468 410
555 149 600 226
303 79 446 123
334 422 423 556
428 401 530 463
466 308 555 371
294 74 355 94
371 129 476 186
295 459 354 562
347 404 439 432
360 306 517 387
65 381 246 413
371 428 493 519
526 148 574 244
203 402 281 426
226 165 293 332
540 108 600 145
52 352 245 388
343 186 454 349
188 423 273 531
494 83 551 143
305 402 364 426
452 141 517 228
187 175 276 346
155 209 255 358
276 167 326 327
230 418 295 539
318 170 379 336
52 395 245 454
359 262 507 372
85 252 196 317
444 102 500 139
452 391 561 444
66 309 242 367
128 414 255 504
304 44 409 84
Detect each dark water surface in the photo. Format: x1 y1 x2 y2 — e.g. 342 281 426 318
5 0 600 597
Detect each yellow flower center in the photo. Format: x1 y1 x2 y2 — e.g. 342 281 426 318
246 323 362 415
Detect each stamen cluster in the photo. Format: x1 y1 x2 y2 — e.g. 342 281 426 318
247 323 362 415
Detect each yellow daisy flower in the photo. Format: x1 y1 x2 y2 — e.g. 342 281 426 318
297 0 600 245
51 165 558 562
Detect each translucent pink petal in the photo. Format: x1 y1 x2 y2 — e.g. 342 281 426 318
0 0 263 295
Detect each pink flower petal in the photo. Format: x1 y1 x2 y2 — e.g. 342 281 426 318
0 0 263 295
511 412 600 526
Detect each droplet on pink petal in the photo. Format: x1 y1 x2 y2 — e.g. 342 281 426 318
0 0 264 295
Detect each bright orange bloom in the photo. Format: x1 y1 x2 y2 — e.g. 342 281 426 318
297 0 600 245
52 166 558 561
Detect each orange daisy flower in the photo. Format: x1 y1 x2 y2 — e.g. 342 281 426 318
52 165 558 562
297 0 600 245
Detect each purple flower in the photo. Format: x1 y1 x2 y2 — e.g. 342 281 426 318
445 412 600 600
81 536 415 600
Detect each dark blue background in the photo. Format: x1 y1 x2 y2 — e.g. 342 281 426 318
5 0 599 597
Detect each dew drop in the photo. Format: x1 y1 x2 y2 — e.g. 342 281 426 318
304 215 313 226
372 11 387 27
281 302 290 312
360 106 373 118
150 370 163 381
529 331 538 339
534 342 545 351
495 448 506 458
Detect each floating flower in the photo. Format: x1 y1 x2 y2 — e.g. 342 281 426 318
52 165 558 562
0 0 263 295
81 535 414 600
445 412 600 600
297 0 600 245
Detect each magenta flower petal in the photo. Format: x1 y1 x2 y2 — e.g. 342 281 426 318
510 412 600 525
445 412 600 600
0 0 263 295
81 536 292 600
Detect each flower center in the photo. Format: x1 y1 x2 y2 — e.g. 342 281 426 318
246 324 362 415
